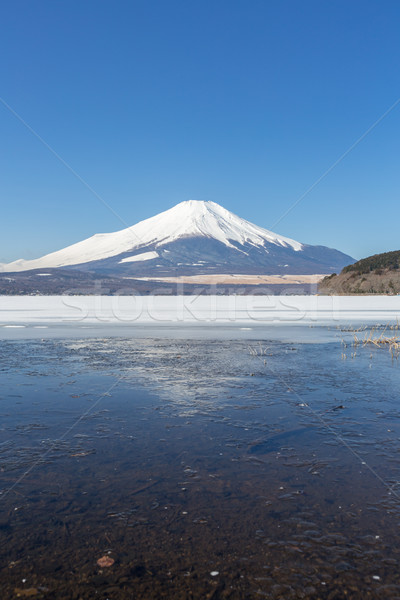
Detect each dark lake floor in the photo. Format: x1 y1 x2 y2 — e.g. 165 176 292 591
1 328 400 599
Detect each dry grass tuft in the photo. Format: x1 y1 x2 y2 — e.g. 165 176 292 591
352 323 400 360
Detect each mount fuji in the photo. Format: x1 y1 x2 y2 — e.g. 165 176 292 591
0 200 354 277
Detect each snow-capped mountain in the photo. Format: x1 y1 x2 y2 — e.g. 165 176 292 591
0 200 354 276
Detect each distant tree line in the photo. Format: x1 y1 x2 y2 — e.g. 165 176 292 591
342 250 400 275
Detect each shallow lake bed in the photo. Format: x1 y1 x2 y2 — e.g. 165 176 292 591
1 327 400 598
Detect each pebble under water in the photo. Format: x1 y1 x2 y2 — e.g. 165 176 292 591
0 329 400 599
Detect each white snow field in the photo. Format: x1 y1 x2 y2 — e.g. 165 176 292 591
0 296 399 329
119 251 159 263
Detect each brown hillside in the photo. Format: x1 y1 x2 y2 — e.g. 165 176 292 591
319 250 400 295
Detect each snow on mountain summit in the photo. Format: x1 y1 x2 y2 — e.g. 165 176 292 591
131 200 303 252
0 200 303 272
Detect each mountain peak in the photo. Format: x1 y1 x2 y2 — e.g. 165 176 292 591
129 199 303 252
178 199 210 205
0 199 354 275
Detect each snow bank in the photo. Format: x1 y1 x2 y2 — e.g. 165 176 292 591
0 295 398 325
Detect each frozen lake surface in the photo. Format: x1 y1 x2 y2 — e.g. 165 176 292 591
0 322 400 598
0 295 399 331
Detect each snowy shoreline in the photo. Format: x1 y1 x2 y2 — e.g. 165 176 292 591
0 295 399 327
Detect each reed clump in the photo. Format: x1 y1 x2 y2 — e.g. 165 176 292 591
353 323 400 360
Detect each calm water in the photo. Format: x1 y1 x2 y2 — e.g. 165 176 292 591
1 327 400 599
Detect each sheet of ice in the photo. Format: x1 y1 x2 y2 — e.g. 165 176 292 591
0 296 398 333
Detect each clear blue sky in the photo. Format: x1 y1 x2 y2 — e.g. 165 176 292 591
1 0 399 262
